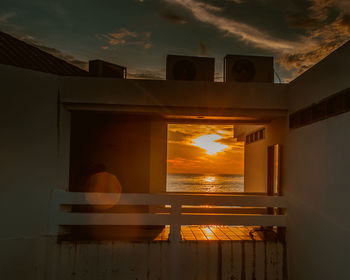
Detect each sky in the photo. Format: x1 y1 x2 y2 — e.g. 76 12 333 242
167 124 244 175
1 0 350 81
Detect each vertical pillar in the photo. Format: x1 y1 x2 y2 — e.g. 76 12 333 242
170 203 181 280
149 119 167 194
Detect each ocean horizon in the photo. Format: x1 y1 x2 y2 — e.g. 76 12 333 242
166 173 244 193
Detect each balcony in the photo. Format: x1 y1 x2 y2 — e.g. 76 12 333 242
48 190 287 279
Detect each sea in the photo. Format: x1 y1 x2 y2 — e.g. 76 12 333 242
166 173 244 193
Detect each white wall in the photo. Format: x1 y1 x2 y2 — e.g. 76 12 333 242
238 118 286 193
0 65 60 279
7 43 350 279
0 63 288 280
244 138 267 192
288 42 350 112
60 77 288 120
0 66 169 278
286 42 350 279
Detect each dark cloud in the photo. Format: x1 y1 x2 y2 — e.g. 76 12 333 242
220 127 235 132
164 0 306 51
168 142 206 159
216 137 236 146
159 8 187 24
21 35 88 70
37 45 88 70
100 29 152 49
278 40 343 74
0 12 15 24
286 13 323 30
127 68 165 80
279 1 350 80
0 13 87 70
168 124 235 149
338 14 350 32
168 130 193 142
216 137 244 150
164 0 349 81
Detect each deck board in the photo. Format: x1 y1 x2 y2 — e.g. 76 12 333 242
209 226 231 241
200 226 219 240
154 226 263 241
190 226 208 241
226 227 245 240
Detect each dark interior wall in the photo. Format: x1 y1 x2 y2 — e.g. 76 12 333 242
69 112 151 193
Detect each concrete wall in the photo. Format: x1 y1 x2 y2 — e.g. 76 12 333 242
59 77 288 123
286 42 350 279
149 119 167 193
0 65 60 279
238 124 266 193
7 40 350 279
237 118 286 193
69 112 157 193
60 78 288 111
48 240 285 280
0 65 168 279
244 137 267 192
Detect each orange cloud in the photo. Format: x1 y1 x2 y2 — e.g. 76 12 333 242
101 28 152 49
167 124 244 175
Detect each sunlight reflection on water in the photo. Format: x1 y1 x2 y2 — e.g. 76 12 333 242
167 173 244 193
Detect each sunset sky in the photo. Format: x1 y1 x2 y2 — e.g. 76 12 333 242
1 0 350 82
167 124 244 175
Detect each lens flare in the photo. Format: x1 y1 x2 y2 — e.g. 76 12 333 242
84 171 122 209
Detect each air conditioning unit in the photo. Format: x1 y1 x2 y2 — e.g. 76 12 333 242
89 59 127 78
224 55 273 83
166 55 215 81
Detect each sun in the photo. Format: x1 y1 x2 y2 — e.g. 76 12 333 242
203 176 215 182
192 134 228 155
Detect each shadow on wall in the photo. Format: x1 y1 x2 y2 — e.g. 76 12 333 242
69 112 152 193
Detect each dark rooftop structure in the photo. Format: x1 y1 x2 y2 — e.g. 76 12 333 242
0 31 88 76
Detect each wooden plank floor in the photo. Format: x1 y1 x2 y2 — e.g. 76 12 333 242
154 226 264 241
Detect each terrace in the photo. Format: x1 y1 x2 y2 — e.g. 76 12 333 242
48 190 287 279
1 33 291 278
41 72 289 278
3 32 350 280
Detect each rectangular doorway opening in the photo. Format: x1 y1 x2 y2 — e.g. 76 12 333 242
166 123 245 193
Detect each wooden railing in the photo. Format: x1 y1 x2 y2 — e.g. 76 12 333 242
50 190 287 279
50 189 287 242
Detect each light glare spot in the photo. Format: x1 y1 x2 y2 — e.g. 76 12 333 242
85 171 122 209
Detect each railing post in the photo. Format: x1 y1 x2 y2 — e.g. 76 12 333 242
170 203 181 242
170 203 181 280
